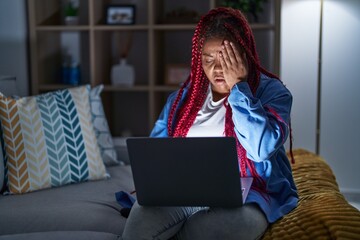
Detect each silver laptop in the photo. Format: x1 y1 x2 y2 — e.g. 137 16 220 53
126 137 253 207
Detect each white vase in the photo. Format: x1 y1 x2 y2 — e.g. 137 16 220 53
111 59 135 87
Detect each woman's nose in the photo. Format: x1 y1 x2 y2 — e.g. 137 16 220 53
214 56 222 71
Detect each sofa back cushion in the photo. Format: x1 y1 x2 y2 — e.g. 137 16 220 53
0 85 107 194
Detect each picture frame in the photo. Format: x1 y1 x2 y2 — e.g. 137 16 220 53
105 5 136 25
165 64 190 86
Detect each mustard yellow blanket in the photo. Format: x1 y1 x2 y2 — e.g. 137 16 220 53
262 149 360 240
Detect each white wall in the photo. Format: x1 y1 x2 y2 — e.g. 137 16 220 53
281 0 360 195
0 0 28 96
281 0 320 153
320 0 360 194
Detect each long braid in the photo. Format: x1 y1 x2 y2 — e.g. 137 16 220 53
168 7 293 199
169 18 209 137
167 79 187 137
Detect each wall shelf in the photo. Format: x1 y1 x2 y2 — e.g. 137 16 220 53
28 0 281 137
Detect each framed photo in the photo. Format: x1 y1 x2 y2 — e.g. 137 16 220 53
165 64 190 86
106 5 136 25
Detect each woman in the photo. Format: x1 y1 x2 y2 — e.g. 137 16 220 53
122 7 298 240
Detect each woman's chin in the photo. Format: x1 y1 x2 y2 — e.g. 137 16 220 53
211 82 230 94
211 86 230 101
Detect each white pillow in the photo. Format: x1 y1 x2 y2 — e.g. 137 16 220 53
90 85 120 166
0 146 4 192
0 91 5 191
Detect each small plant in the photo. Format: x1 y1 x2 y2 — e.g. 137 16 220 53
64 0 78 17
221 0 267 22
64 0 79 25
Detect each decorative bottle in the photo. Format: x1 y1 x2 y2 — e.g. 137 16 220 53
111 58 135 87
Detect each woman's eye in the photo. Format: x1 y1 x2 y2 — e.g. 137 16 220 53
205 59 213 64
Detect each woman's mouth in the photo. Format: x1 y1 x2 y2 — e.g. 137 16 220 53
214 77 225 84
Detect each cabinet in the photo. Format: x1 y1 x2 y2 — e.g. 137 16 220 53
27 0 281 137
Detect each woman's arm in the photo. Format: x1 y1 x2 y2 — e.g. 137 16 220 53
228 77 292 162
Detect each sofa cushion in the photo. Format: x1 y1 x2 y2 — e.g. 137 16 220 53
0 165 134 236
112 137 130 165
90 85 119 166
0 85 107 194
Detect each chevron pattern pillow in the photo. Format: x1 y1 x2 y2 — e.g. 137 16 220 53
0 85 107 194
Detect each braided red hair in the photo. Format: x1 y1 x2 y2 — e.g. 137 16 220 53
167 7 292 198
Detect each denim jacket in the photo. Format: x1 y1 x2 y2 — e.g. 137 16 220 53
150 74 298 223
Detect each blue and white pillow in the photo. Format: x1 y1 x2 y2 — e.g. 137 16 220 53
90 85 120 166
0 85 108 194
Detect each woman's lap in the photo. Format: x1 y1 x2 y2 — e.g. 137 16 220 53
122 201 268 240
175 203 268 240
122 201 203 240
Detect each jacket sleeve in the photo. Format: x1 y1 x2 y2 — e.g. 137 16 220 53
149 91 179 137
228 78 292 162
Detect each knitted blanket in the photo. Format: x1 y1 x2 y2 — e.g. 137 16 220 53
262 149 360 240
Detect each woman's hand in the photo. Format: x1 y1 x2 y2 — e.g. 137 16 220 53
219 40 248 90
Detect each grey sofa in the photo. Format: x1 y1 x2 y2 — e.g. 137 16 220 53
2 86 359 239
0 85 136 239
0 145 134 240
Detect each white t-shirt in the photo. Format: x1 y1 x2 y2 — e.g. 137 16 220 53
187 87 226 137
